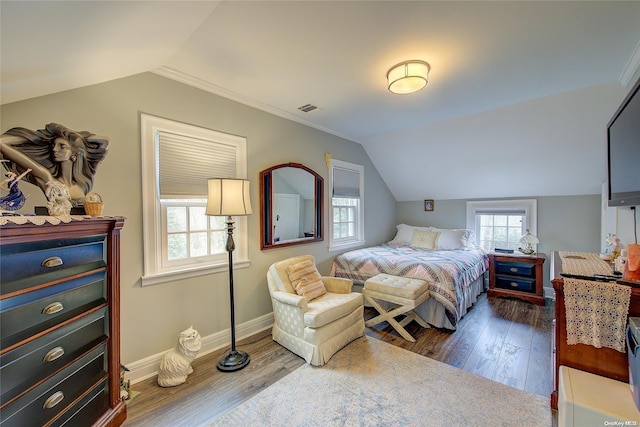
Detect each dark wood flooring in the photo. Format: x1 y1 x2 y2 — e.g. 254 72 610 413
123 292 555 426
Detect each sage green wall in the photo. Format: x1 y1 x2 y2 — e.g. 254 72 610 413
396 195 601 291
0 73 397 364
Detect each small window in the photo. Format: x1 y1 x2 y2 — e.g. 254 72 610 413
140 114 248 286
466 200 537 251
329 159 364 251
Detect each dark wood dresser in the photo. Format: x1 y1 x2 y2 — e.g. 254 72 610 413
0 217 126 427
550 251 640 409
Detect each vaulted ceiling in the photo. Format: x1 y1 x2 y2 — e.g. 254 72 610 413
2 1 640 201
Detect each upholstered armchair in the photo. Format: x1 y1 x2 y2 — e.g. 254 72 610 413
266 255 364 366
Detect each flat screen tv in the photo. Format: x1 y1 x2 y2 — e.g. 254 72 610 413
608 75 640 207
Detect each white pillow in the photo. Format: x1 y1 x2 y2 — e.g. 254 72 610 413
410 230 440 250
430 228 473 250
390 223 433 245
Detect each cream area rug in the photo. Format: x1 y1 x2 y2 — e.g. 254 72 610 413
209 337 551 427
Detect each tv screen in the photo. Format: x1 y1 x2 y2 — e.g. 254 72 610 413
608 76 640 207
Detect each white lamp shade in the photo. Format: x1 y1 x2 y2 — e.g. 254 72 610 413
387 60 430 94
206 178 253 216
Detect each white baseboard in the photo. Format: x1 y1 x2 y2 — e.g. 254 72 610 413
124 312 274 384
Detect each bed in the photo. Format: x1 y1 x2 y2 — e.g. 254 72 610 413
330 225 489 330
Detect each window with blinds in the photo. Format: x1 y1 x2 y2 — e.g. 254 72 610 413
140 113 249 286
466 200 537 251
329 159 365 250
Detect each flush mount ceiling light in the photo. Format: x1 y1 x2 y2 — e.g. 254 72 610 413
387 60 430 95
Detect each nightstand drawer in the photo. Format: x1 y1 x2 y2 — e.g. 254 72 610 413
495 275 535 293
0 308 107 404
495 261 535 277
0 272 106 347
0 344 107 427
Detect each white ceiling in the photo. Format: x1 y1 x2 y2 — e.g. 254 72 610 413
2 1 640 201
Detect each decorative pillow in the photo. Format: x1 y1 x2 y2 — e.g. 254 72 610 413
287 259 326 302
431 228 473 250
390 223 433 245
410 229 440 250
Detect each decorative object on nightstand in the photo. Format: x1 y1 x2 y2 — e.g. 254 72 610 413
206 178 253 372
518 229 539 255
488 252 546 305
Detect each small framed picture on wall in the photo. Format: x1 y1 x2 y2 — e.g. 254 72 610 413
424 199 434 211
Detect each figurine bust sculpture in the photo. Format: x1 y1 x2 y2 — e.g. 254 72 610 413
0 123 109 211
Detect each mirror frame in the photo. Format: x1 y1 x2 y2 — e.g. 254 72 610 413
260 162 324 250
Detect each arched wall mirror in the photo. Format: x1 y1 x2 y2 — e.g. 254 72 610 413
260 163 323 250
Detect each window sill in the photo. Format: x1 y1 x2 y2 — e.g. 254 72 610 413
329 240 366 253
141 259 251 287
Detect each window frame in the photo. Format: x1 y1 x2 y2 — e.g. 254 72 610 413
329 159 365 251
466 199 537 251
140 113 249 287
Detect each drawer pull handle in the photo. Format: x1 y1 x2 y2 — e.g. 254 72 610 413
43 391 64 409
42 302 64 315
510 267 518 272
510 282 518 287
42 256 64 268
44 346 65 362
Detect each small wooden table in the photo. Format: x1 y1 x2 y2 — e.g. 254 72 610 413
488 252 546 305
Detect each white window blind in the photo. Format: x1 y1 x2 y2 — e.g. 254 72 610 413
475 209 526 216
332 167 361 198
158 131 237 198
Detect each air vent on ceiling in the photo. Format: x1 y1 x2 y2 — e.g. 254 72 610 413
297 104 318 113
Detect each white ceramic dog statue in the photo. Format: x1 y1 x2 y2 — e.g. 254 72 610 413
157 326 202 387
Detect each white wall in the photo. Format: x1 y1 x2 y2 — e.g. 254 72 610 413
0 73 397 373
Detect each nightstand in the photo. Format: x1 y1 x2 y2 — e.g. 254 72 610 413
488 252 546 305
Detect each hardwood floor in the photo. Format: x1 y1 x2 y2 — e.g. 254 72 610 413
365 292 555 397
123 292 554 426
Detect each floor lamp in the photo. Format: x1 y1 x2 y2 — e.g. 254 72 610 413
206 178 252 372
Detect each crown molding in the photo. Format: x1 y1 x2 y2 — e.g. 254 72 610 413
620 39 640 87
151 66 357 143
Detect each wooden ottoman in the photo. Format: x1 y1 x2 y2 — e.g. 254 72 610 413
363 274 430 342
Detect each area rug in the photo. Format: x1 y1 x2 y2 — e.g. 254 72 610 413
209 337 551 427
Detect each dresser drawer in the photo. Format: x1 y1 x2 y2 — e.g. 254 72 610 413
495 275 535 293
0 272 106 348
1 308 107 404
0 236 106 297
48 379 109 427
0 344 107 427
495 261 535 277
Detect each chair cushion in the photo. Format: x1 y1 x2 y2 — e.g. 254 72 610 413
304 292 363 328
287 259 327 302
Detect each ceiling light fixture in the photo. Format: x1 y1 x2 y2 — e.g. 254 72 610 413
387 60 430 95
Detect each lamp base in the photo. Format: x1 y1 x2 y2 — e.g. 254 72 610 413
217 349 250 372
